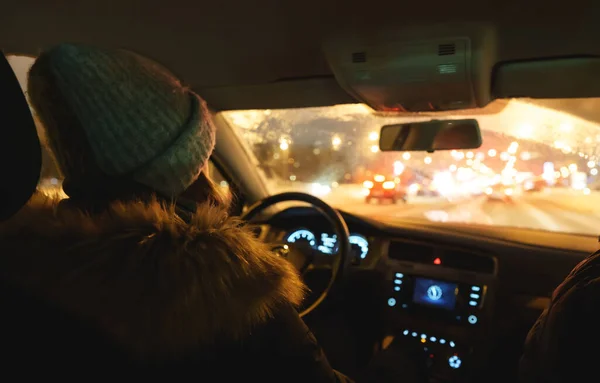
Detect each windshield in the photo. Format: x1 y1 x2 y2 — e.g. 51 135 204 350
222 99 600 236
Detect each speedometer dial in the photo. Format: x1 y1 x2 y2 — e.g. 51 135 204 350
349 234 369 259
286 229 317 249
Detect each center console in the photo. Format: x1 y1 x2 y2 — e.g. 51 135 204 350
382 240 497 382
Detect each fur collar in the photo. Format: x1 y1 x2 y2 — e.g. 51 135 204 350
0 193 305 358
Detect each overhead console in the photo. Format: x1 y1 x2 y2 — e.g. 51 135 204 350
380 239 497 382
323 23 497 113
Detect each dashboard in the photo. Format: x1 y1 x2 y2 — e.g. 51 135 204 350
264 208 499 380
260 206 593 382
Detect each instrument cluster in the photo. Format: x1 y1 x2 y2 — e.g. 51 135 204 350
285 228 369 260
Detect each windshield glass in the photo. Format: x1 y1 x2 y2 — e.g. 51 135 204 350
222 99 600 236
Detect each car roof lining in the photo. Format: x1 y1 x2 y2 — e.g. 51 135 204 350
2 0 600 119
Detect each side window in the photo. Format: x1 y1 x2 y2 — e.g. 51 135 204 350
206 160 234 204
8 54 65 197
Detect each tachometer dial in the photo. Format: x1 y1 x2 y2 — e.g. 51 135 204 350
286 229 317 249
349 234 369 259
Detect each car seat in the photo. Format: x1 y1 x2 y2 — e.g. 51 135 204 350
0 52 123 378
0 52 41 221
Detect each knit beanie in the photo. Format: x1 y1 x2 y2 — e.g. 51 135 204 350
27 43 215 198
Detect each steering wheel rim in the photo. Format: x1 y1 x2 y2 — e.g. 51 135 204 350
241 192 350 317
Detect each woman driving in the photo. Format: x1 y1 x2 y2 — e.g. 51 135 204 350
0 43 352 382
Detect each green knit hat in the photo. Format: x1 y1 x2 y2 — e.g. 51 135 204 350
28 43 215 198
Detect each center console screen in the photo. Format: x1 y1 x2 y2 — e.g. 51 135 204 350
412 277 458 310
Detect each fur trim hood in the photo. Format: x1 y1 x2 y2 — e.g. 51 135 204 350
0 193 305 359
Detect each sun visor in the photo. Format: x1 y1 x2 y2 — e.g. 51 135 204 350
324 24 497 113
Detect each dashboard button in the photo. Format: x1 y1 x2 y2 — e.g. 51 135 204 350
468 315 478 324
448 355 462 369
387 298 397 307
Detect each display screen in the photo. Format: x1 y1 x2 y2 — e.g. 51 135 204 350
412 278 457 310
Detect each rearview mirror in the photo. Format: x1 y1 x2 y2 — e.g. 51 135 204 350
379 119 482 152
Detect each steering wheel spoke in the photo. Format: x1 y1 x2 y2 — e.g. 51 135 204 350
310 252 335 267
271 243 314 272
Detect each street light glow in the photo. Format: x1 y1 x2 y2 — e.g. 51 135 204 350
368 131 379 141
279 138 289 151
560 123 574 132
332 135 342 148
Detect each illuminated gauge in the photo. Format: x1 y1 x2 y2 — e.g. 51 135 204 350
286 229 317 249
318 233 338 254
349 234 369 259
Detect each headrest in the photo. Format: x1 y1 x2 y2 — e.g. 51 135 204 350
0 53 41 221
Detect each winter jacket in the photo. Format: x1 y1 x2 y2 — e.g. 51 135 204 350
519 250 600 383
0 193 353 382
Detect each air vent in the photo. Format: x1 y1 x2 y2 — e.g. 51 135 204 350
388 241 495 274
388 241 435 262
444 249 495 273
438 43 456 56
352 52 367 63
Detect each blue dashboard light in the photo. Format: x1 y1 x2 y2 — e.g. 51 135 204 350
394 286 401 291
394 279 402 284
430 337 437 342
448 355 462 369
318 233 337 254
286 229 317 248
426 285 443 301
468 315 478 324
469 301 477 306
349 234 369 259
395 272 404 278
411 332 418 337
387 298 397 307
472 286 481 292
287 231 370 259
439 339 446 344
449 341 456 348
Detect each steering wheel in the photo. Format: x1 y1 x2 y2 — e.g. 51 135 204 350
242 192 351 317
